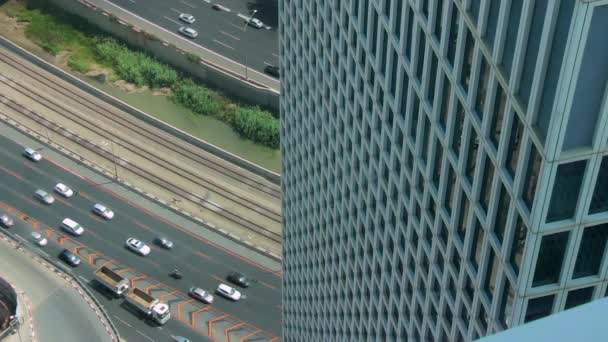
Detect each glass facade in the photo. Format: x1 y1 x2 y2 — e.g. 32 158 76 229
280 1 608 341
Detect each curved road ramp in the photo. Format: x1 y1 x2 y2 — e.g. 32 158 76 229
0 232 118 342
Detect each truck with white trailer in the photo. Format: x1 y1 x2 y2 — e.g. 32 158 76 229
124 287 170 325
94 266 129 297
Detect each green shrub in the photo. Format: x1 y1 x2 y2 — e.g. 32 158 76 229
186 52 199 63
232 107 280 149
171 79 222 116
67 54 91 73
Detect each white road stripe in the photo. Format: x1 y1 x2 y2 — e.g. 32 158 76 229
78 275 90 283
272 53 279 58
213 39 235 50
163 16 180 25
136 330 155 341
169 8 181 14
263 61 274 66
113 315 133 328
179 0 196 8
219 30 240 41
229 22 243 31
127 0 135 3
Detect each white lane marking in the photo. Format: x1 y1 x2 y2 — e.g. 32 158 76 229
213 39 235 50
272 53 279 58
229 22 243 31
203 0 211 3
219 30 240 41
114 315 133 327
170 8 181 14
179 0 196 8
127 0 135 3
163 16 181 25
78 275 89 283
237 13 250 20
263 61 274 66
14 233 26 242
136 330 155 341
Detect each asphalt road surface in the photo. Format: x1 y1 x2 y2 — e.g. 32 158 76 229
106 0 280 77
0 134 281 341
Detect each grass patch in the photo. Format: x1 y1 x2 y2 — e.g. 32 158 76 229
0 0 280 149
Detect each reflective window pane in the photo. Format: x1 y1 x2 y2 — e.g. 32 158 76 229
589 157 608 214
470 219 485 272
493 184 510 244
532 231 569 287
565 287 594 310
524 295 554 323
509 215 527 276
522 144 542 211
479 155 495 213
546 160 587 223
573 223 608 279
505 115 524 178
483 248 499 301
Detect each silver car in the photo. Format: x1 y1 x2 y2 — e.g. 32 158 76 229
31 232 48 246
178 13 195 24
34 189 55 204
189 287 214 303
92 204 114 220
246 18 264 29
0 214 14 228
178 26 198 38
23 147 42 161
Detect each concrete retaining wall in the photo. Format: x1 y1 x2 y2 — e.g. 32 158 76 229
0 36 281 184
45 0 279 113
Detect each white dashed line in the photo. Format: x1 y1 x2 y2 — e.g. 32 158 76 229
263 61 274 66
229 22 243 31
136 330 155 341
163 16 180 25
219 30 240 41
169 8 181 14
78 275 89 283
213 39 235 50
179 0 196 8
127 0 135 3
272 53 279 58
114 315 132 327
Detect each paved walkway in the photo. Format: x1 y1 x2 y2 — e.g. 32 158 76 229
0 235 115 342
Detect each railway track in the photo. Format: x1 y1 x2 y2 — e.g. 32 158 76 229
0 49 281 199
0 53 282 243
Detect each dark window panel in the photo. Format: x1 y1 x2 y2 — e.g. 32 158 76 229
479 155 495 213
483 247 500 301
465 128 479 185
474 58 490 121
573 223 608 279
522 144 542 211
444 165 457 216
546 160 587 223
493 184 510 245
532 231 570 287
565 287 595 310
456 192 470 243
505 115 524 178
499 0 524 77
447 5 460 68
483 0 501 49
589 157 608 214
432 140 443 190
525 295 555 323
428 55 438 105
451 100 465 158
433 0 445 41
416 30 427 82
460 29 475 93
470 218 485 272
439 73 452 132
509 215 527 276
404 6 414 61
489 85 507 148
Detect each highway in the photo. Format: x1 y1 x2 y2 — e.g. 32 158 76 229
0 134 281 341
104 0 280 79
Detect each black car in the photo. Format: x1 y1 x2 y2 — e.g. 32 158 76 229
155 236 174 249
264 65 280 79
59 249 81 267
227 272 251 288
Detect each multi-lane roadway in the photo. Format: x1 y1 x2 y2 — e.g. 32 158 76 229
0 135 281 341
103 0 280 80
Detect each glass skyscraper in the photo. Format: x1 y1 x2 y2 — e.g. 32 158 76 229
280 1 608 341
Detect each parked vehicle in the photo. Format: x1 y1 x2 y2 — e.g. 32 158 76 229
124 288 171 325
23 147 42 161
94 266 129 297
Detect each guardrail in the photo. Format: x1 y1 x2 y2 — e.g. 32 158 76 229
0 36 281 185
0 230 121 342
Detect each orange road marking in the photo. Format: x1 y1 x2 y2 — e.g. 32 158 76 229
145 282 162 294
267 337 280 342
116 268 131 275
159 290 179 301
175 299 194 321
240 329 262 342
87 252 99 264
225 322 247 341
196 251 212 260
190 306 212 327
207 314 230 338
259 281 277 290
129 275 147 288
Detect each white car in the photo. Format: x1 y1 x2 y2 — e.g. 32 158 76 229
1 214 14 228
54 183 74 198
217 283 241 301
246 18 264 29
189 287 214 304
34 189 55 204
31 232 48 246
60 218 84 236
23 147 42 161
178 13 195 24
92 204 114 220
126 238 151 256
178 26 198 38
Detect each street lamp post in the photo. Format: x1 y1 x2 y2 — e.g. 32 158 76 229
242 9 258 81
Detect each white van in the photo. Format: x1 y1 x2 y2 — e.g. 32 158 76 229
61 218 84 236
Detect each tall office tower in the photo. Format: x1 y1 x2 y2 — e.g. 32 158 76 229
280 1 608 341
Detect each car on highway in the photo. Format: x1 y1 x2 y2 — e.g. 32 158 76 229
54 183 74 198
23 147 42 162
125 238 151 256
154 236 174 249
92 204 114 220
188 287 214 304
178 26 198 39
227 272 251 288
217 283 241 301
34 189 55 205
31 232 48 246
178 13 195 24
246 18 264 29
60 218 84 236
264 65 280 79
0 213 14 228
174 337 191 342
59 249 81 267
211 4 228 11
